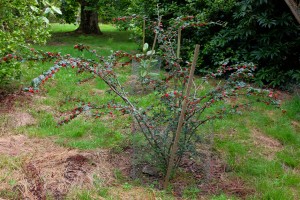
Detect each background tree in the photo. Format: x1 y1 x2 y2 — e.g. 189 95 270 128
75 0 101 34
60 0 131 34
60 0 102 34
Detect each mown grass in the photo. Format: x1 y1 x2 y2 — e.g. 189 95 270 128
37 23 138 57
213 95 300 199
6 23 300 199
18 24 136 150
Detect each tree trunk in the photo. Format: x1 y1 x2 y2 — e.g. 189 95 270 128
283 0 300 24
75 0 102 34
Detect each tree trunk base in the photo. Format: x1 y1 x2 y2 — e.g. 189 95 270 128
74 27 103 35
76 2 103 35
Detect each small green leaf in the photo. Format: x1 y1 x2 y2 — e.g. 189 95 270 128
146 50 155 56
41 17 49 24
143 43 149 52
44 7 52 14
149 72 159 77
140 71 147 77
51 6 62 15
30 6 39 13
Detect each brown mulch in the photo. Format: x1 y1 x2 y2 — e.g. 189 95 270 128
0 135 114 199
0 92 36 136
172 154 255 199
0 91 32 113
291 121 300 132
251 128 283 160
198 158 254 199
0 88 275 199
107 144 255 199
108 147 133 178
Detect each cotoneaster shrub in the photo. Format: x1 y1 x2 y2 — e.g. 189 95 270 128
14 18 280 175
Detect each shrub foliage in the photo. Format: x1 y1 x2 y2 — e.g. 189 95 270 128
17 19 278 175
117 0 300 87
0 0 60 85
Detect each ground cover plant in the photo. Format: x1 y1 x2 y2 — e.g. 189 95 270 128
0 22 299 200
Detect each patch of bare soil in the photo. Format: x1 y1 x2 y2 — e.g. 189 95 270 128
251 128 283 160
0 135 256 199
0 135 32 156
108 144 254 199
10 112 36 127
273 90 293 101
291 121 300 132
124 75 156 95
108 147 133 177
0 135 114 199
177 155 255 199
90 89 105 96
0 112 36 137
0 92 32 113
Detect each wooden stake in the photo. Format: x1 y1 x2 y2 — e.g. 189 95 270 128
163 44 200 189
142 19 146 47
151 16 162 55
177 27 181 58
174 27 182 90
147 16 162 68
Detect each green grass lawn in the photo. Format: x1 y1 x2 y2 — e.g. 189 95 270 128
37 23 138 57
213 96 300 199
2 23 300 199
21 23 137 149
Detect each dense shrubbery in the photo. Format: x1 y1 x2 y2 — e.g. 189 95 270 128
0 0 48 84
202 0 300 88
119 0 300 88
0 0 61 85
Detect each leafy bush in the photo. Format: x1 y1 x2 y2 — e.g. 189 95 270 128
202 0 300 87
19 19 278 179
0 0 60 85
117 0 300 87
